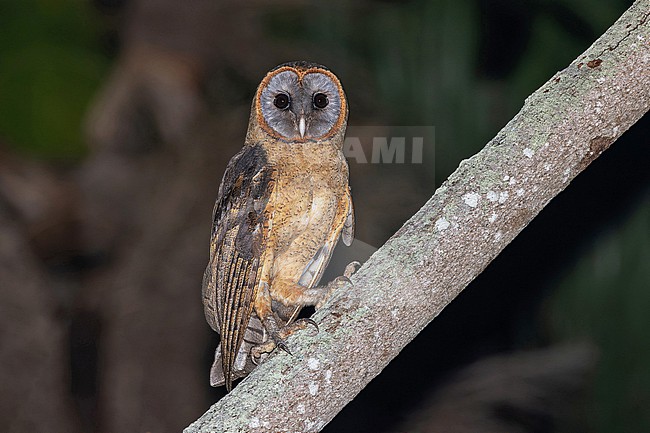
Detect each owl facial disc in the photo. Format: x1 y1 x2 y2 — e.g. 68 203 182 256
256 64 347 141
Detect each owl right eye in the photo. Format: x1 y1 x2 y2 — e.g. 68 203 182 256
273 93 291 110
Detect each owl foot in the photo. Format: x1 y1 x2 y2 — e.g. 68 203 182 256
315 260 361 309
250 318 318 364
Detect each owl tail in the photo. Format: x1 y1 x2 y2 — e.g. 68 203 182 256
211 315 266 389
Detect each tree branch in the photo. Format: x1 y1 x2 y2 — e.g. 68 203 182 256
185 2 650 432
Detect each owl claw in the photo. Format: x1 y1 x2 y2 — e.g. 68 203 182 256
250 318 318 362
250 332 291 361
293 317 319 336
303 318 319 332
335 275 352 286
276 337 292 355
280 318 319 338
343 260 362 278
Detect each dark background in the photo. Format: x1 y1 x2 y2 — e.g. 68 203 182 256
0 0 648 432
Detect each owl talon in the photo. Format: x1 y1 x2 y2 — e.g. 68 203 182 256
303 318 319 333
250 333 291 362
334 275 352 286
275 337 292 355
273 317 321 352
250 318 318 363
279 318 319 338
291 317 319 336
343 261 361 278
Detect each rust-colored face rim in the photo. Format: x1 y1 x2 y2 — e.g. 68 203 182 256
254 66 347 142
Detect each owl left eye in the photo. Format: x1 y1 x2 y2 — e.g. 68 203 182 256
313 93 329 109
274 93 291 110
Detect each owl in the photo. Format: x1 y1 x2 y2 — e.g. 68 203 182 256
202 61 357 391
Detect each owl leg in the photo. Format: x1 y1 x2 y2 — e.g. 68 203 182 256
251 282 318 362
272 260 361 309
251 262 360 360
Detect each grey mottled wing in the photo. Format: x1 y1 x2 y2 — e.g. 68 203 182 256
202 143 274 391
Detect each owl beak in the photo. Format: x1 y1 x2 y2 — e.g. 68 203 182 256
299 116 306 138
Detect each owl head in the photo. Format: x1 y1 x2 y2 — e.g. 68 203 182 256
250 61 348 143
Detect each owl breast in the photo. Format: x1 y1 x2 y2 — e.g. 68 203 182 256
267 145 348 287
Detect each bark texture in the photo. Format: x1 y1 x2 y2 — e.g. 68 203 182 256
185 2 650 432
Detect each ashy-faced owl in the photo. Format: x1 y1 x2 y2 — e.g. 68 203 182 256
202 61 357 391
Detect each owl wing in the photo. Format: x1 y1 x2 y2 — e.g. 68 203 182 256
202 143 275 390
298 186 355 289
342 187 354 246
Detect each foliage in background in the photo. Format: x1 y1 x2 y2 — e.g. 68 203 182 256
0 0 109 159
548 199 650 433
